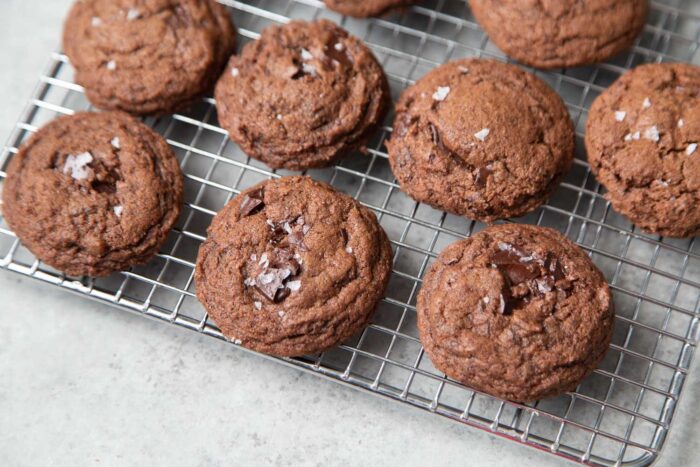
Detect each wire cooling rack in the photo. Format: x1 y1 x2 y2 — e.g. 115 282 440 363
1 0 699 465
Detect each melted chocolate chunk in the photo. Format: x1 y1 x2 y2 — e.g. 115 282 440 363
254 267 290 302
490 242 571 314
247 215 312 303
240 188 265 217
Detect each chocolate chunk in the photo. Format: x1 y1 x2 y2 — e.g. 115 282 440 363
546 254 566 281
500 263 539 285
474 166 493 189
429 123 441 147
287 231 308 251
254 268 288 302
490 243 573 310
240 188 265 217
490 249 523 266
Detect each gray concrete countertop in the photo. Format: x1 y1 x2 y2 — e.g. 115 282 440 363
1 2 699 466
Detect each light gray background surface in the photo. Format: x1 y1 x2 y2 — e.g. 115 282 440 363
1 1 699 466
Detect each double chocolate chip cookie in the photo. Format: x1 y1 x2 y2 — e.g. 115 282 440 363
215 19 390 170
386 59 574 223
195 176 393 356
2 112 183 277
586 63 700 238
324 0 415 18
468 0 648 69
63 0 236 115
417 224 614 402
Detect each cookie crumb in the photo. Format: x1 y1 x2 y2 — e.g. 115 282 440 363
643 125 660 142
300 48 313 60
111 137 120 149
63 152 94 180
687 143 697 155
126 8 140 21
642 97 651 109
474 128 490 141
614 111 626 122
254 301 262 310
231 67 239 77
287 280 301 291
432 86 450 101
91 17 102 27
113 205 123 217
106 60 116 71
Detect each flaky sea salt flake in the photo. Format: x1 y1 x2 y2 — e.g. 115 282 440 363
111 137 120 149
301 63 317 76
644 125 660 142
678 119 685 128
63 152 94 180
231 67 239 77
474 128 490 142
642 97 651 109
287 280 301 292
113 205 123 217
432 86 450 101
254 301 262 310
91 17 102 27
687 143 697 155
300 48 313 60
126 8 141 21
614 111 626 122
334 42 344 52
106 60 116 71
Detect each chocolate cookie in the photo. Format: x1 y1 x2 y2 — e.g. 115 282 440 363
2 112 183 277
215 19 390 170
386 59 574 223
63 0 236 115
417 224 614 402
324 0 415 18
468 0 648 69
195 176 393 356
585 63 700 238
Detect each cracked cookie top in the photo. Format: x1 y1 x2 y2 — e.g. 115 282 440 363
195 176 393 357
586 63 700 237
323 0 415 18
417 224 614 402
214 20 390 170
2 112 183 276
63 0 236 115
468 0 648 69
386 59 574 223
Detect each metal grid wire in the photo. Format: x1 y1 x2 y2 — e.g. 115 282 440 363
1 0 699 465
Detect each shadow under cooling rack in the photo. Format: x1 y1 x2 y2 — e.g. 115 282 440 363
1 1 700 466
